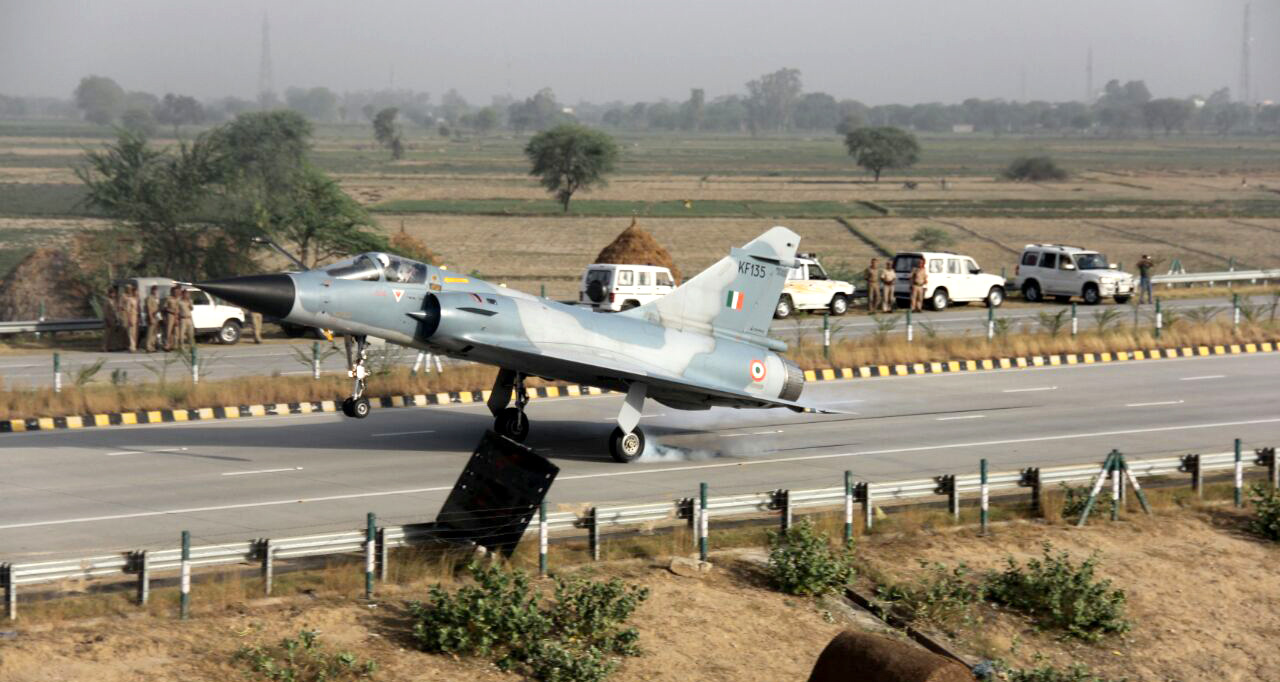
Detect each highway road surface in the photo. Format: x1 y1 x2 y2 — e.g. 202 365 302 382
2 351 1277 561
0 294 1269 388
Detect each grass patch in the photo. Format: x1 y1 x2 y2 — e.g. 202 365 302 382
369 197 881 218
880 197 1280 219
0 183 97 217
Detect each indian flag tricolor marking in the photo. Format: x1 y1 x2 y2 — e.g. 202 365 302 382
726 290 744 310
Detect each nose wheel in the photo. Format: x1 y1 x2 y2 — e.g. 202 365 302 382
341 335 371 419
609 426 646 463
493 372 531 442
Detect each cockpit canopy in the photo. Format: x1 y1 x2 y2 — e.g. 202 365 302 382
324 253 430 284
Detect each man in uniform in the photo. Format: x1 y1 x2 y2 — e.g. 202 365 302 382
144 285 162 352
1137 253 1155 305
910 260 928 313
249 310 263 344
879 260 896 313
177 288 196 350
863 258 881 313
163 285 181 351
101 284 119 352
120 283 139 352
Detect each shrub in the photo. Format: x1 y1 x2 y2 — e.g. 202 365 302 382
981 542 1130 641
408 562 648 682
875 561 981 631
1247 483 1280 541
766 520 856 596
1057 483 1090 522
233 629 376 681
980 661 1120 682
910 226 954 252
1002 156 1068 182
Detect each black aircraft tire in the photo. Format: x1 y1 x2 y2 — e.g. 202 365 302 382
609 426 646 463
495 407 530 442
351 397 371 419
341 397 354 417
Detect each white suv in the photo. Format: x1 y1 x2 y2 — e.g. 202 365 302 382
580 264 676 311
1012 245 1134 305
891 252 1006 311
774 253 856 319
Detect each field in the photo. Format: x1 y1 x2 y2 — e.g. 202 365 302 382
1 119 1279 300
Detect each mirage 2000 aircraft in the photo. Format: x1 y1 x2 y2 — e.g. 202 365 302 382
198 226 819 463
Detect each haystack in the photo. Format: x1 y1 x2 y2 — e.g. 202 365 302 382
0 247 95 321
593 217 681 283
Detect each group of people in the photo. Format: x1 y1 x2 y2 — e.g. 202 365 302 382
101 284 195 353
862 258 929 314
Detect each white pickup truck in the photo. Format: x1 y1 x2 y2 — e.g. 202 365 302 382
121 277 247 344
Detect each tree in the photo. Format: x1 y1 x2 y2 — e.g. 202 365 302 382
271 167 385 268
843 126 920 181
439 89 470 125
474 106 499 135
1142 98 1192 136
835 112 865 136
524 124 618 212
284 86 338 122
1002 156 1068 181
508 88 563 132
372 107 403 159
153 93 205 136
73 75 125 125
120 108 157 137
911 226 954 252
681 88 705 131
745 68 802 133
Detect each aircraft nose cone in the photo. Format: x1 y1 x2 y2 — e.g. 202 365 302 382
197 274 296 319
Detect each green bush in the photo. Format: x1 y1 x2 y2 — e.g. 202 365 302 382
1003 156 1068 182
1247 483 1280 541
982 542 1130 641
408 562 648 682
233 629 377 681
1057 483 1090 522
875 561 981 631
766 520 856 596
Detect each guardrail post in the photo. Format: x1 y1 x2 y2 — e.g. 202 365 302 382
1110 454 1121 521
36 300 45 340
364 512 375 599
53 352 62 394
1234 438 1244 508
1258 447 1279 489
179 530 190 620
1233 294 1241 328
262 539 273 596
905 309 913 343
859 482 874 532
377 527 388 582
1184 453 1203 498
1021 467 1042 516
1071 303 1078 337
843 471 854 546
312 341 320 380
979 459 989 535
986 307 994 341
136 551 149 606
190 346 199 384
776 489 793 533
539 501 549 576
589 506 600 562
3 563 14 621
944 474 960 520
1154 299 1162 339
698 482 709 562
822 313 831 360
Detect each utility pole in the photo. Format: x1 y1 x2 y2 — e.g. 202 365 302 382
258 13 275 110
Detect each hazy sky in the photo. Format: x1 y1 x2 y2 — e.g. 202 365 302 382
2 0 1276 105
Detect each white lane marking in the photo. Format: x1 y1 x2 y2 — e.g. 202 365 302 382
1002 386 1057 393
10 416 1280 531
1180 375 1225 381
937 415 985 421
722 429 784 438
753 429 784 435
371 429 436 437
599 414 667 422
222 467 303 476
105 447 189 457
1126 400 1184 407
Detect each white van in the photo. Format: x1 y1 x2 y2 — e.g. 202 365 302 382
579 264 676 312
891 252 1007 310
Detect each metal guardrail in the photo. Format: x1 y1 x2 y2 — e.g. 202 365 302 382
1153 269 1280 286
3 445 1276 620
0 318 103 335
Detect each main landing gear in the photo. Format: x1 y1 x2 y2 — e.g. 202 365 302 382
341 335 371 419
486 368 649 463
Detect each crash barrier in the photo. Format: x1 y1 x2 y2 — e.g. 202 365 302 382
3 440 1275 621
0 318 103 335
1153 268 1280 287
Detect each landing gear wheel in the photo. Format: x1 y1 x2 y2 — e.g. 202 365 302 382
341 335 371 419
341 397 354 417
495 406 530 442
609 426 646 463
350 397 371 419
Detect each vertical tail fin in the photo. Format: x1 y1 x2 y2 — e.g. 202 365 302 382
630 226 800 341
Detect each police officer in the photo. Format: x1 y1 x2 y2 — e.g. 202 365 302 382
910 260 928 313
163 285 181 351
144 285 162 352
879 261 896 313
178 289 196 350
120 283 139 353
101 284 119 352
1137 254 1155 305
864 258 881 313
249 310 263 344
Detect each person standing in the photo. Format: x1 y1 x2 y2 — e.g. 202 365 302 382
910 260 929 313
144 285 162 352
879 261 897 313
249 310 263 344
1137 254 1155 305
101 284 119 352
863 258 881 313
120 283 139 353
177 289 196 350
163 285 181 351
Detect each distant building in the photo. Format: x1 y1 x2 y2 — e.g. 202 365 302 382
951 124 975 134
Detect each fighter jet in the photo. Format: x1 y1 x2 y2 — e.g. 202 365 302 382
198 226 814 463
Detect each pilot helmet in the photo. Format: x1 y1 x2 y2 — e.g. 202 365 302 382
374 253 390 269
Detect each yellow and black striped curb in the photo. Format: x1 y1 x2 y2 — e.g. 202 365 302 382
3 341 1275 434
801 341 1278 382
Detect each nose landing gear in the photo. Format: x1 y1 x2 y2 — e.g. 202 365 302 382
489 368 531 442
341 335 371 419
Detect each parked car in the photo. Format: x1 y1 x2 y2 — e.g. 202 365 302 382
1011 244 1134 305
119 277 247 344
580 264 677 311
774 253 856 319
890 251 1006 311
